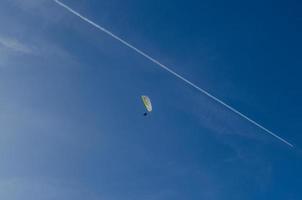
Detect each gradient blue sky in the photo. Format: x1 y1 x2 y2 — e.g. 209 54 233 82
0 0 302 199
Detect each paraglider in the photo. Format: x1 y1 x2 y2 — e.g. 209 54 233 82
141 95 152 116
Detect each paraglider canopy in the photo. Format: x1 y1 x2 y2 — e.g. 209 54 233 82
141 95 152 116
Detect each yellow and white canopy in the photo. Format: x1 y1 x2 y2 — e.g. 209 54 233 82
141 95 152 112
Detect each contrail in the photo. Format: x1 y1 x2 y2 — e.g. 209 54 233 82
53 0 293 148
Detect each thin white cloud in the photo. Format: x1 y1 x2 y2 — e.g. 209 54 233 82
0 0 74 60
0 36 32 54
0 178 99 200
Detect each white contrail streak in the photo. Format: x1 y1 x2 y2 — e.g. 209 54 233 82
53 0 293 148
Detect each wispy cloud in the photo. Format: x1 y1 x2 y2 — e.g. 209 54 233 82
0 34 78 69
0 178 99 200
0 36 32 54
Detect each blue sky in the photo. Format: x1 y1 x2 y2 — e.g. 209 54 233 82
0 0 302 199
